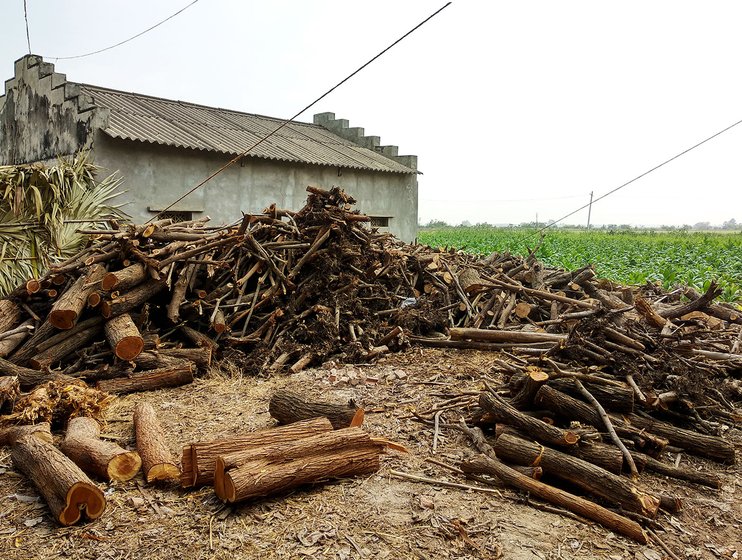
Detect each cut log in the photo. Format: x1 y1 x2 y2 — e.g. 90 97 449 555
269 389 362 430
460 454 647 543
134 402 180 482
0 319 33 358
214 427 376 500
166 263 195 323
450 328 567 344
29 323 102 370
211 308 227 333
635 452 721 489
0 421 52 446
100 279 166 318
181 417 333 488
509 367 550 409
0 299 21 333
104 313 144 361
101 262 147 292
0 356 56 388
96 363 195 395
220 441 381 503
48 264 106 329
479 391 580 447
60 416 141 482
458 268 484 294
494 433 660 517
11 434 106 525
179 325 219 351
9 321 60 365
547 378 634 413
625 413 735 464
0 375 20 412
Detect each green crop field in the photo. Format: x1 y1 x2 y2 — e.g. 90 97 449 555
417 227 742 303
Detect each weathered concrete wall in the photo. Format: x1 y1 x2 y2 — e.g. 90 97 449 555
94 134 418 242
0 55 105 165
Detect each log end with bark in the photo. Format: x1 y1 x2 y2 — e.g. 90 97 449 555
269 389 361 430
134 402 181 483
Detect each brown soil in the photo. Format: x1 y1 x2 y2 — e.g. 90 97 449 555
1 348 739 560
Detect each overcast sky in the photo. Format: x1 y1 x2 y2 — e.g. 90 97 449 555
2 0 741 227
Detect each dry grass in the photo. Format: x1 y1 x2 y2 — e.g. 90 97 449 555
0 348 739 560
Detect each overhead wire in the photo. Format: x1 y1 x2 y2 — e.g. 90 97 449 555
46 0 201 60
535 117 742 234
23 0 31 54
148 1 452 223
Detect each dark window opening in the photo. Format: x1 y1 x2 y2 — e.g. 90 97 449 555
157 211 193 223
370 216 391 228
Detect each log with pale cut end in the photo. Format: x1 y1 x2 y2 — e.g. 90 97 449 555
0 375 20 412
509 367 549 409
48 264 106 330
214 427 373 499
0 299 21 333
458 267 484 294
60 416 141 482
104 313 144 361
494 433 660 518
11 434 106 526
269 389 361 430
0 421 52 446
134 402 180 482
222 444 381 504
211 309 227 333
181 417 333 488
101 262 147 292
96 363 195 395
513 302 532 319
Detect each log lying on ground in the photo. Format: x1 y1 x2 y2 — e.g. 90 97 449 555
134 402 180 482
450 328 567 344
269 389 363 430
0 375 20 412
48 264 106 329
11 434 106 525
635 452 722 489
479 391 580 447
547 377 635 413
104 313 144 361
494 433 660 517
181 417 333 488
216 428 382 503
624 413 735 464
214 427 382 501
96 363 195 395
60 416 141 482
0 421 52 446
460 454 647 543
509 367 550 409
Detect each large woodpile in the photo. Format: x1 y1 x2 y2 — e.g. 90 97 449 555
0 186 739 538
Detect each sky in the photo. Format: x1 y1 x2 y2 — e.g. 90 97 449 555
1 0 742 228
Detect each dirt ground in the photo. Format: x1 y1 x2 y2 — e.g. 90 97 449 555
1 348 739 560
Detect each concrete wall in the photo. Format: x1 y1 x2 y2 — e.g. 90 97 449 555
94 134 419 241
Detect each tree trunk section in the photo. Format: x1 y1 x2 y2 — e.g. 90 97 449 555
11 435 106 525
460 454 647 543
134 402 180 482
269 389 362 430
547 378 634 413
48 264 106 329
181 417 333 488
179 325 219 351
0 299 21 333
0 356 57 388
104 313 144 360
509 368 550 409
101 263 147 292
0 421 52 446
100 279 166 318
450 328 567 344
60 416 141 481
96 364 195 395
0 375 20 412
494 433 660 517
0 319 33 358
29 324 102 370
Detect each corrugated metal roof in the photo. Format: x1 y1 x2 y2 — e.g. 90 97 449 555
80 85 416 174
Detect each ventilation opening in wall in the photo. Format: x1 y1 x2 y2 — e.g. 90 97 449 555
369 216 391 228
155 210 193 223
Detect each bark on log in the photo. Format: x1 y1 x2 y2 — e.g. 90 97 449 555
479 391 580 447
179 325 219 351
659 281 721 319
104 314 144 361
166 263 195 323
134 402 180 482
494 433 660 517
29 323 102 370
0 299 21 333
96 363 195 395
0 319 33 358
269 389 362 430
214 427 375 500
132 347 211 370
0 421 52 446
220 443 380 503
458 268 484 294
509 367 550 409
0 356 57 388
48 265 106 329
460 454 647 543
9 321 58 365
0 375 20 412
547 378 634 413
100 279 166 318
60 416 141 482
11 434 106 525
625 414 735 464
101 263 147 292
450 328 567 344
181 417 333 488
635 452 721 488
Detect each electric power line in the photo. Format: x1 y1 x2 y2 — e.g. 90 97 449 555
536 117 742 235
46 0 201 60
149 2 452 223
23 0 31 54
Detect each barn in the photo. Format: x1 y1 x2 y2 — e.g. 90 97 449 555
0 55 418 241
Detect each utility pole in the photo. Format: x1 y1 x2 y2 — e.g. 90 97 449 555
587 191 594 230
